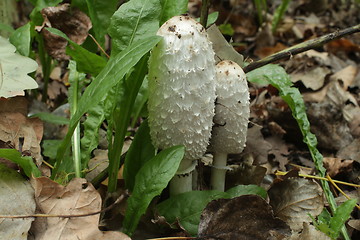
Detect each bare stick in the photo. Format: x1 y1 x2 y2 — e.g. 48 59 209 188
243 23 360 73
0 191 128 219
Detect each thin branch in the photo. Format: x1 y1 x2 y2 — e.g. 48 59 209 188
243 23 360 73
0 191 128 219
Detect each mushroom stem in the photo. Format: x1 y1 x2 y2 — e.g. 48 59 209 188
170 173 193 196
211 152 228 191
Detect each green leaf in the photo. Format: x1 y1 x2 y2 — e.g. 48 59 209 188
42 140 62 160
107 54 150 192
218 23 234 36
9 22 31 56
159 0 188 25
80 103 105 169
247 64 292 86
195 11 219 27
52 35 161 179
226 184 267 199
29 0 62 25
272 0 291 33
0 36 38 98
329 199 356 239
123 145 185 236
46 27 107 76
0 149 41 178
131 76 149 127
29 112 69 125
157 185 267 235
108 0 161 55
85 0 118 47
123 120 156 191
157 190 228 235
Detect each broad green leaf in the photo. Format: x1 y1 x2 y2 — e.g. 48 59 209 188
226 184 267 199
123 145 185 236
159 0 188 25
46 27 107 76
107 54 150 192
85 0 118 47
329 199 357 239
247 64 292 86
108 0 161 55
218 23 234 36
53 35 161 178
123 120 156 191
157 190 228 235
196 12 219 27
42 140 62 160
157 185 267 235
0 36 38 98
0 23 14 34
29 112 69 125
0 149 41 177
9 22 31 56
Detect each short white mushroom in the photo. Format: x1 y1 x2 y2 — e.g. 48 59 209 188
210 60 250 191
147 15 216 195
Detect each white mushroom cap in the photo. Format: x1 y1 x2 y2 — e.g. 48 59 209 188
148 15 216 162
210 60 250 154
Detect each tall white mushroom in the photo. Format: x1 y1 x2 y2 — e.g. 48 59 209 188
147 15 216 195
210 60 250 191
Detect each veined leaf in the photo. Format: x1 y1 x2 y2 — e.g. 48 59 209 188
159 0 188 25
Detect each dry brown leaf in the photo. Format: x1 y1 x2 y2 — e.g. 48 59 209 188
323 157 353 177
0 164 36 240
268 178 324 231
329 65 358 90
0 112 43 165
243 125 272 165
291 67 330 91
85 149 108 182
38 4 92 60
198 195 291 240
30 177 130 240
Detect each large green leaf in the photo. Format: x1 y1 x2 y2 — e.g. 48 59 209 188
9 22 31 56
85 0 118 47
123 120 156 191
157 185 267 235
0 149 41 178
108 0 161 55
123 145 185 236
329 199 357 239
159 0 188 25
52 35 161 178
29 112 69 125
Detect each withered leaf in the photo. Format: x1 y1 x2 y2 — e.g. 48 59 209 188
268 178 324 231
198 195 291 240
39 4 92 60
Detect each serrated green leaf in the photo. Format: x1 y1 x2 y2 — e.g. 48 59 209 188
0 36 38 98
9 22 31 56
124 120 156 191
108 0 161 55
123 145 185 236
226 184 267 199
53 35 161 178
29 112 69 125
0 149 41 178
159 0 188 25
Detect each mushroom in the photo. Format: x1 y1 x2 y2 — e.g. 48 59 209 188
210 60 250 191
147 15 216 195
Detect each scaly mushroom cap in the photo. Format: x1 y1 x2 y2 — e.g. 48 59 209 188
148 15 216 161
210 60 250 154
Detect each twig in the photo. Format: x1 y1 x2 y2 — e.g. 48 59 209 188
0 190 128 219
200 0 210 27
243 23 360 73
89 34 110 59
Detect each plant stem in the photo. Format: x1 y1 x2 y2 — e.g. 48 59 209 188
200 0 210 27
169 160 194 195
243 23 360 73
36 33 52 102
210 152 227 191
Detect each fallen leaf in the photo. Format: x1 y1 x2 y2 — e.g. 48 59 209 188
198 195 291 240
0 164 36 240
323 157 353 177
0 36 38 98
289 222 331 240
30 177 130 240
0 112 43 165
291 67 330 91
329 65 358 90
268 178 324 231
38 4 92 60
